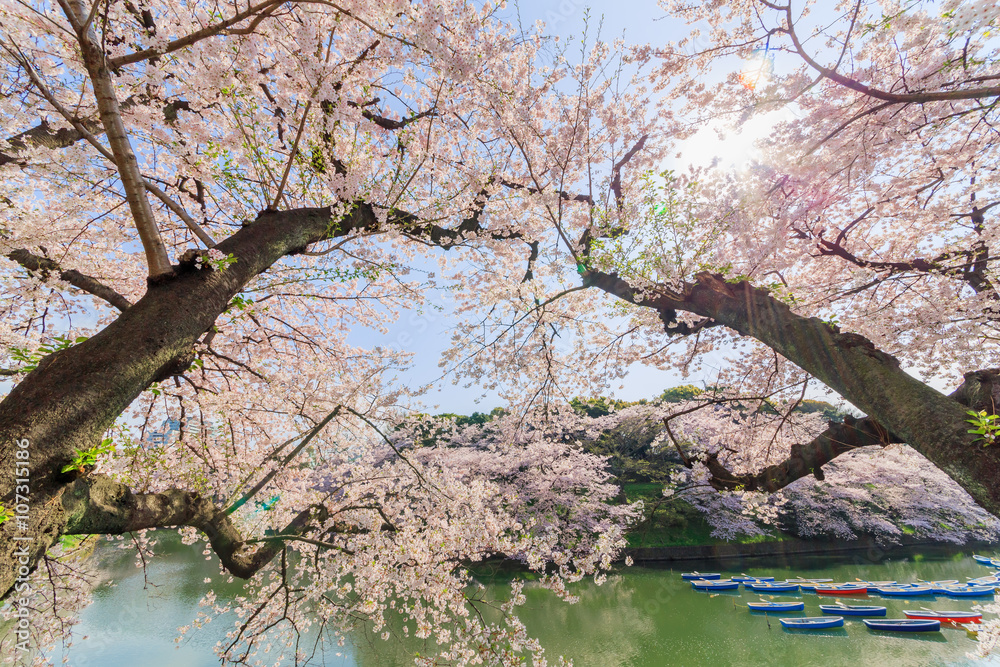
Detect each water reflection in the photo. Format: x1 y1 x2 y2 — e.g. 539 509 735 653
28 537 1000 666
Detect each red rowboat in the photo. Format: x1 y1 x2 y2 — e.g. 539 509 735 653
816 585 868 595
903 610 982 623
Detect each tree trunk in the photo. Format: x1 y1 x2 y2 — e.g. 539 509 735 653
584 269 1000 515
0 206 354 597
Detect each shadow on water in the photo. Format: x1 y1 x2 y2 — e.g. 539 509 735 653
862 629 950 643
781 628 850 638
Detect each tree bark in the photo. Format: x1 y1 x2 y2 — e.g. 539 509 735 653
61 475 325 578
0 200 510 598
584 269 1000 515
0 205 361 596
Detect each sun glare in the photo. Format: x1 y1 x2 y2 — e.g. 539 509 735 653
738 50 773 91
675 109 789 172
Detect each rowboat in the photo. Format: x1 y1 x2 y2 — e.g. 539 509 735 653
932 584 968 594
691 580 740 590
682 572 720 580
919 580 959 586
863 619 941 632
874 585 934 597
973 554 995 564
903 610 983 623
816 585 867 595
858 580 896 586
941 585 996 597
786 578 832 584
818 604 886 616
733 575 775 583
780 616 844 629
748 581 799 593
968 576 1000 585
748 601 804 612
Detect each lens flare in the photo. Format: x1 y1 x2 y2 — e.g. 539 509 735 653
738 49 773 91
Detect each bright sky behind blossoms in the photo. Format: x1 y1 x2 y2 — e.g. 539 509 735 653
353 0 812 414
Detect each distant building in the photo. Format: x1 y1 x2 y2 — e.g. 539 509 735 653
145 418 181 447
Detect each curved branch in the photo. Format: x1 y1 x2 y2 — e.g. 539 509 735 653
582 267 1000 515
704 415 899 492
107 0 286 69
61 475 327 578
6 248 132 311
778 2 1000 104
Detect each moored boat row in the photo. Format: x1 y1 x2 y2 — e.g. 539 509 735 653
684 565 992 635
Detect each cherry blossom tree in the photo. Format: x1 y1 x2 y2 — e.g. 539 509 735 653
0 0 654 662
436 0 1000 519
5 0 1000 662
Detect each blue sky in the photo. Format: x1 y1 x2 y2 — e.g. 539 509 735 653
356 1 725 415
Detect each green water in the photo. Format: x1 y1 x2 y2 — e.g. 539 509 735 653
41 541 1000 665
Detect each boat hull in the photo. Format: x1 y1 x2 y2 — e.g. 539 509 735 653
748 583 799 593
748 602 804 612
874 586 934 597
816 586 868 595
692 581 740 590
903 610 982 623
863 619 941 632
818 605 886 616
780 616 845 629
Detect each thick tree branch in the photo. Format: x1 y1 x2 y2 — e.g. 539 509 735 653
816 237 997 296
704 415 900 492
61 475 327 578
6 248 132 311
107 0 286 69
0 199 525 597
0 119 103 167
582 267 1000 515
702 369 1000 493
0 99 193 166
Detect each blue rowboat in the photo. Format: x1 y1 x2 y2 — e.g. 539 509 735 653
968 576 1000 585
919 580 959 586
863 619 941 632
781 616 844 629
733 575 775 583
973 554 995 564
749 582 799 593
875 585 934 597
932 584 969 594
682 572 720 580
787 578 832 584
942 585 996 597
818 604 887 616
692 580 740 590
858 580 896 586
748 601 804 612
